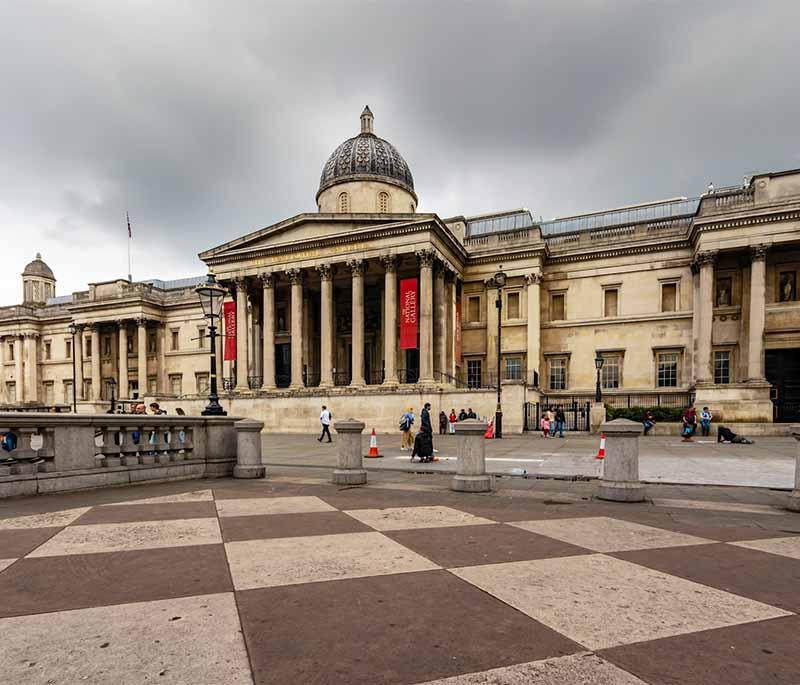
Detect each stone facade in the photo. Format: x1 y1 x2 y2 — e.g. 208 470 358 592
1 109 799 429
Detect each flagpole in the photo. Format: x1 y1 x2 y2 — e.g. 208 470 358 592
126 212 132 282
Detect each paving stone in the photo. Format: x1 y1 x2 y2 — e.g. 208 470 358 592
75 501 218 525
103 489 214 505
0 558 16 572
0 507 90 529
0 527 62 557
215 495 336 517
730 536 800 560
220 510 371 542
344 505 494 531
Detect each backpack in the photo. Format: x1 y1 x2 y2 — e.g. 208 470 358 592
399 415 410 432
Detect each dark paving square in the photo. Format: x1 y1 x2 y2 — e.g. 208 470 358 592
73 501 218 525
236 569 582 685
450 498 592 523
0 527 62 558
613 542 800 612
0 544 232 617
318 488 455 512
600 615 800 684
220 511 372 542
385 523 590 568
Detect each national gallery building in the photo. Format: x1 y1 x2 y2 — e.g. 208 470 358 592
1 107 799 431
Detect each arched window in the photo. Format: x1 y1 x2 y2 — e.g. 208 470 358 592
378 191 389 213
338 192 350 213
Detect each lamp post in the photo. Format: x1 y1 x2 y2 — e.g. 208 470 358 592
68 323 77 413
108 377 117 414
195 272 227 416
595 355 605 403
494 268 507 439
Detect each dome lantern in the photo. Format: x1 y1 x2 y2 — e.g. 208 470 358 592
22 252 56 305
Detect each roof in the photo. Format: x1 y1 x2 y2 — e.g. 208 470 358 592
22 253 55 279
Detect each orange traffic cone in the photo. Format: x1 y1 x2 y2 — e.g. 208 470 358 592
595 433 606 460
366 428 382 458
484 419 494 439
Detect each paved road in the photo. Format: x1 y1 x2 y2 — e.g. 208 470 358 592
262 432 798 489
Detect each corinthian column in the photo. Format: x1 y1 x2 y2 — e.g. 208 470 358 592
234 277 249 392
525 272 542 386
695 251 716 383
417 250 435 383
74 324 85 400
317 264 335 387
118 322 129 398
14 336 23 402
24 333 39 403
380 255 399 385
748 245 768 381
287 268 305 388
348 259 366 386
90 323 101 400
260 273 276 390
137 318 148 399
434 262 447 379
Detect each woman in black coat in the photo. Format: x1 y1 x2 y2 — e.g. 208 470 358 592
413 403 435 462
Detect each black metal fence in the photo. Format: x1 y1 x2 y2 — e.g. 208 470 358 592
525 401 591 432
773 400 800 423
540 392 694 410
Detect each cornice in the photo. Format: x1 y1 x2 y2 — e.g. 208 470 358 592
690 208 800 243
544 238 690 265
467 247 547 266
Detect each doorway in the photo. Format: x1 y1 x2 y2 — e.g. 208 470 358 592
276 343 291 388
766 349 800 422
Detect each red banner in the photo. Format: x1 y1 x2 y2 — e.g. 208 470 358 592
223 301 236 360
455 299 462 367
399 278 418 350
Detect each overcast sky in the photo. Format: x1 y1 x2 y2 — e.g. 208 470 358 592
1 0 799 305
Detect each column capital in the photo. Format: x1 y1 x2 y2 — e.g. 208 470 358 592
135 317 149 327
525 272 543 286
415 249 435 268
72 323 85 333
232 276 249 292
379 254 398 272
750 244 769 261
258 272 276 288
695 250 717 267
316 263 336 281
286 267 305 285
87 321 102 332
347 259 367 276
22 331 40 340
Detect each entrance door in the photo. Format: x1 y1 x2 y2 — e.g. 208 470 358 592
275 343 291 388
404 349 419 383
766 349 800 422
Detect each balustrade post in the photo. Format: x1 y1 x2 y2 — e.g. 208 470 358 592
234 419 266 478
332 419 366 485
597 418 646 502
119 426 140 466
155 425 171 465
101 425 122 468
140 423 157 465
452 419 491 492
171 425 185 461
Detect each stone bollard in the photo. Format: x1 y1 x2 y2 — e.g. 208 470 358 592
233 419 266 479
788 425 800 512
597 418 646 502
452 419 492 493
333 419 367 485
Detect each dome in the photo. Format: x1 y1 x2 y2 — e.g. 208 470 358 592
22 253 55 280
317 106 416 201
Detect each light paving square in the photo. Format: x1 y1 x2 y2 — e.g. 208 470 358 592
0 558 16 572
27 518 222 557
215 495 336 517
225 531 439 590
510 516 711 553
731 536 800 560
452 554 789 650
104 489 214 506
0 507 90 530
0 592 251 684
343 506 494 531
417 652 648 684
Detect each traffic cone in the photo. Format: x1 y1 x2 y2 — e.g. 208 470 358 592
595 433 606 460
366 428 382 458
484 419 494 439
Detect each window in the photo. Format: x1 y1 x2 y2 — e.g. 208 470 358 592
504 357 522 381
548 357 568 390
44 341 51 360
147 332 157 355
778 271 797 302
130 381 139 400
714 351 731 384
170 329 179 351
467 359 482 388
63 380 73 404
65 339 72 359
169 374 183 396
7 343 13 361
148 377 158 394
126 333 134 354
601 354 622 389
85 336 92 358
83 379 92 401
6 382 16 403
467 295 481 323
43 381 54 405
506 292 520 320
378 191 389 213
657 352 679 387
338 191 350 213
196 373 209 395
661 282 677 312
603 288 619 317
198 327 207 349
551 293 565 321
103 336 112 357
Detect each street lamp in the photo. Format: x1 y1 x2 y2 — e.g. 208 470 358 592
195 272 227 416
108 378 117 413
68 323 77 413
595 355 605 403
494 268 507 439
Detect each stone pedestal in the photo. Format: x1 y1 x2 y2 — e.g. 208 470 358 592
332 419 366 485
597 418 646 502
233 418 266 479
589 402 606 434
788 426 800 512
452 419 491 493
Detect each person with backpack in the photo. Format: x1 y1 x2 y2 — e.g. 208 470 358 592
400 407 415 450
700 406 713 437
681 407 697 442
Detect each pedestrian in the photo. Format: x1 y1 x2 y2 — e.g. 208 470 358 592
318 405 332 443
438 410 448 435
642 409 655 436
681 407 697 442
400 407 415 450
412 402 436 462
458 408 468 422
540 413 550 438
700 406 713 437
554 406 566 438
547 406 556 437
149 402 166 415
448 409 457 434
467 407 477 419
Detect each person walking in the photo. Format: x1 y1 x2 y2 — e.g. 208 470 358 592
554 406 566 438
448 409 457 434
438 410 448 435
539 413 550 438
700 406 713 437
318 405 332 443
400 407 415 450
547 406 556 437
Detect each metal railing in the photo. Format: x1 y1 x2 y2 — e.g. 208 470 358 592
222 377 236 391
540 392 695 410
247 376 262 390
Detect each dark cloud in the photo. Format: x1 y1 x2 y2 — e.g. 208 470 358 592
1 0 799 303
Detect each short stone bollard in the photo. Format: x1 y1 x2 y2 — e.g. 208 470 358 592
452 419 491 493
233 419 266 479
787 425 800 512
333 419 367 485
597 418 646 502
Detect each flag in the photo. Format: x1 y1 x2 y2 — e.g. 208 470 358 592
127 212 132 238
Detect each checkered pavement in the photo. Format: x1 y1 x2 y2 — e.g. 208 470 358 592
1 481 800 684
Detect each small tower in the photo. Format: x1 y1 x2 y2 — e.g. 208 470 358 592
360 105 374 134
22 253 56 306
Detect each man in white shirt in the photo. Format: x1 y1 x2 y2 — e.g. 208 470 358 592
318 405 332 443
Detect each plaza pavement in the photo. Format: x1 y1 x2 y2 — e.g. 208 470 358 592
1 468 800 683
261 432 799 489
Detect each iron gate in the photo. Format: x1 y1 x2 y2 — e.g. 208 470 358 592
524 401 590 432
